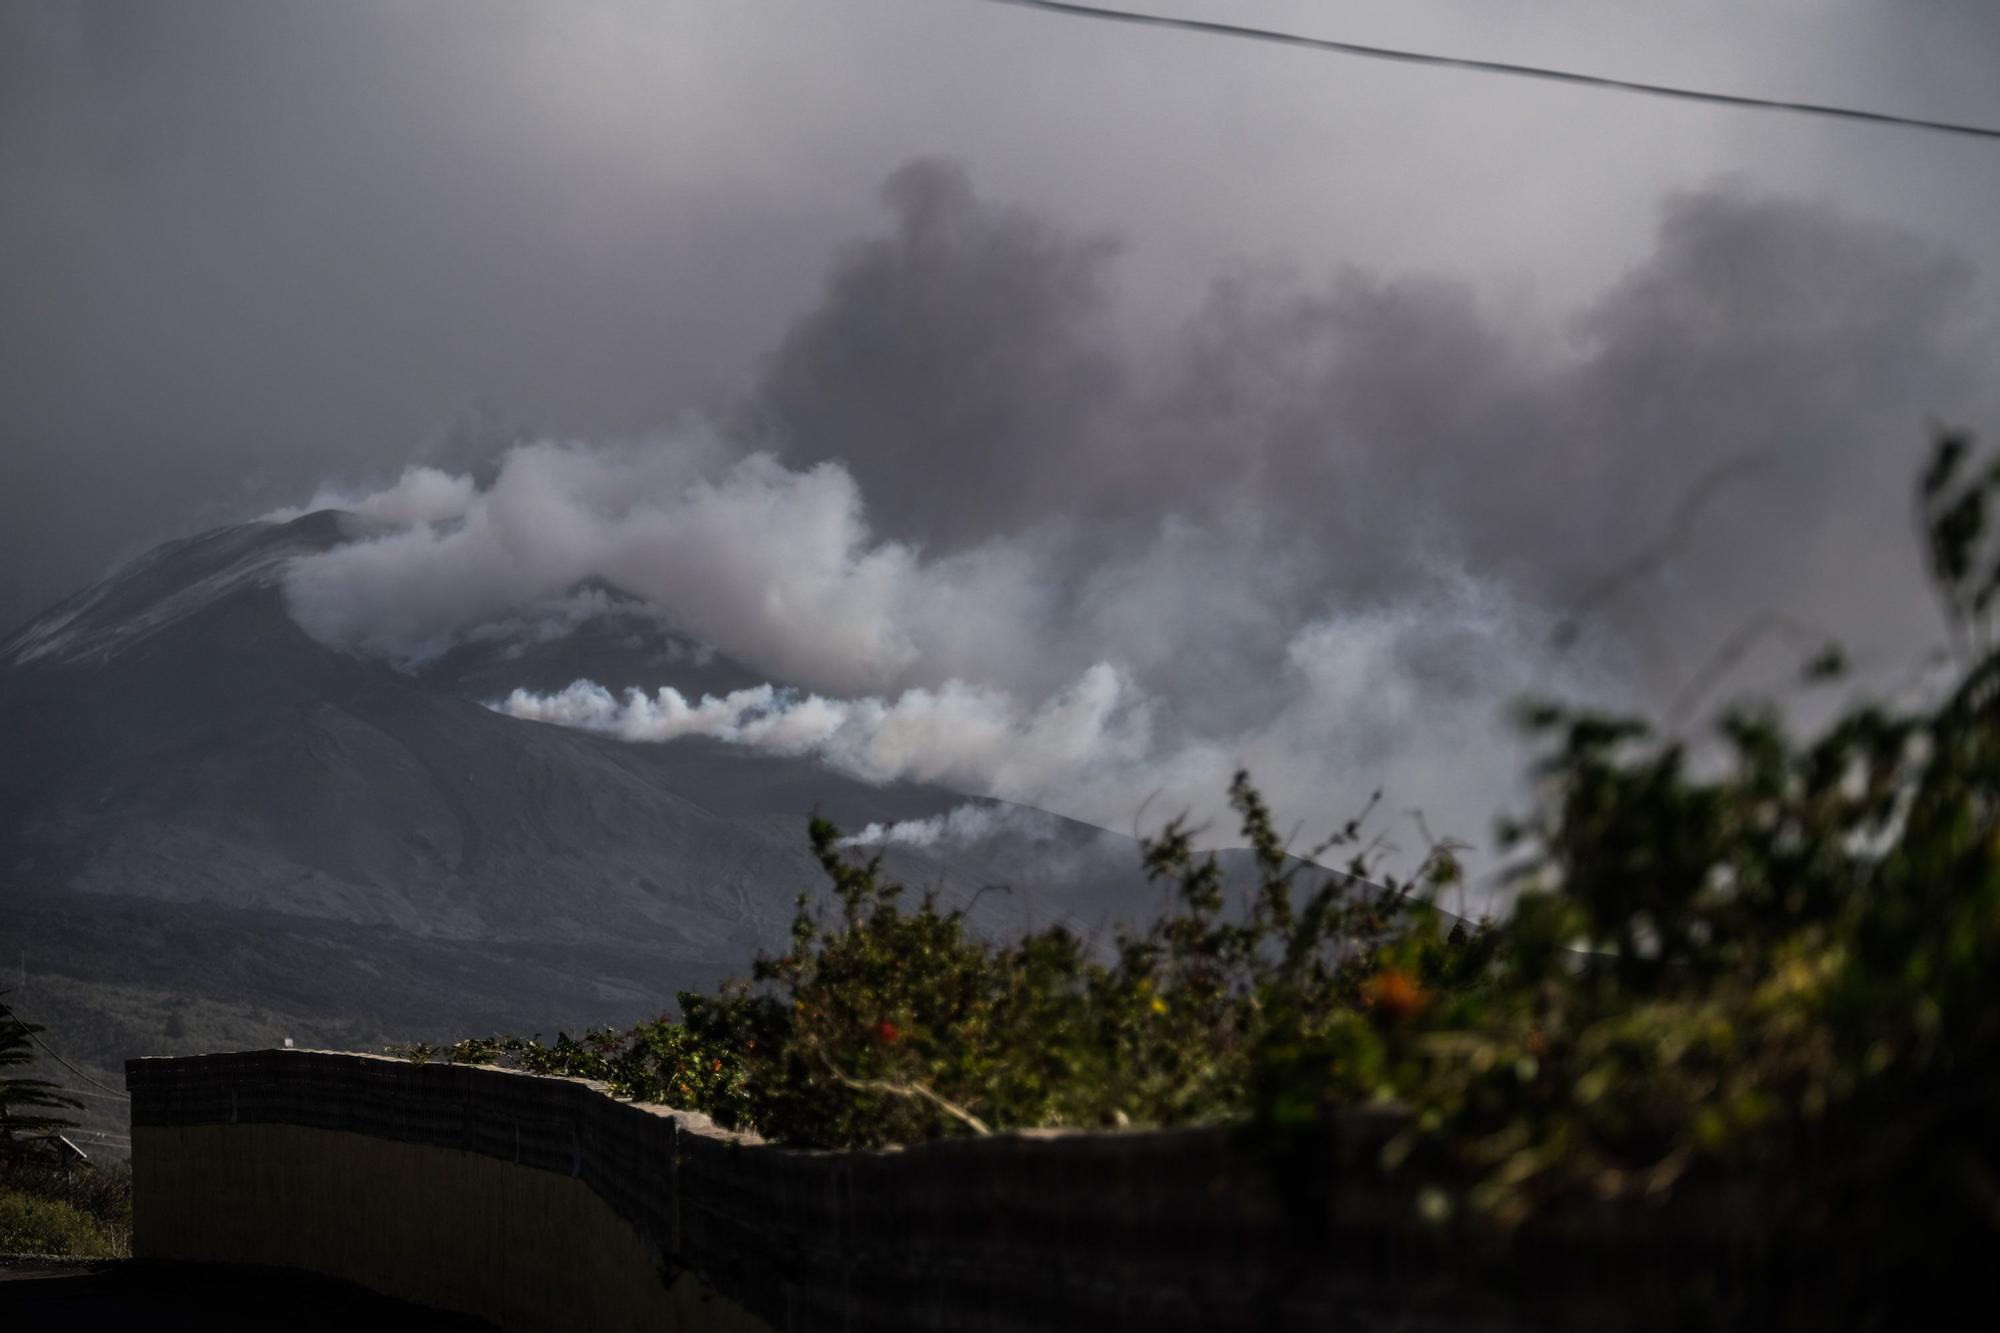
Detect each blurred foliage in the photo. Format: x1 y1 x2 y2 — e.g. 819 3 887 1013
0 1160 130 1257
412 433 1998 1269
0 1188 122 1258
404 771 1463 1149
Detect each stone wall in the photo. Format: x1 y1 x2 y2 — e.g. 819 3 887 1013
127 1049 1824 1332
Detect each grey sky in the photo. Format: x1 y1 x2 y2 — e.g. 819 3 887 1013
6 0 1999 629
6 1 2000 860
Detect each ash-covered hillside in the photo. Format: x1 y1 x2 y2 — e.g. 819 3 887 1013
0 512 1166 1142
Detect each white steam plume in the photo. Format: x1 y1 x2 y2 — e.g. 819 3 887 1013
268 430 1602 888
495 662 1152 801
263 466 478 530
838 803 1058 850
463 507 1594 882
279 433 1050 693
833 803 1144 890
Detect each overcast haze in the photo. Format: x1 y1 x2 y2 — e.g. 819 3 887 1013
7 0 2000 870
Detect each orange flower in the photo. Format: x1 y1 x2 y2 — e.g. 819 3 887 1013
1364 967 1430 1023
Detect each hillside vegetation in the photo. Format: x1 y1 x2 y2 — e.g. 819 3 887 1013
414 435 1998 1282
0 1005 131 1257
0 1164 130 1258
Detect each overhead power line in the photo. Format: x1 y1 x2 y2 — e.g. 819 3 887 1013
0 996 130 1102
971 0 2000 143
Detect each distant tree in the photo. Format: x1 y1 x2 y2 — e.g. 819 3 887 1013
0 999 80 1165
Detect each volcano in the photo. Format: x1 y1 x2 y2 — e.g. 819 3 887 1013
0 513 1160 1133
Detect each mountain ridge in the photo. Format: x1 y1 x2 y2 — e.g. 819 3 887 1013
1 515 1170 1111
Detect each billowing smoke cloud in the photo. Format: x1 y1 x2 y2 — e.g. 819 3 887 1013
279 432 1055 693
281 435 1585 866
274 164 1999 888
742 160 1124 554
10 0 2000 653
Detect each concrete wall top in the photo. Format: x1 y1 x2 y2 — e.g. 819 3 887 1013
125 1049 1855 1332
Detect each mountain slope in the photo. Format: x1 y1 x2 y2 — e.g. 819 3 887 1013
0 514 1167 1119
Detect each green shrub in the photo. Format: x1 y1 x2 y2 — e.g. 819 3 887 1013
0 1185 122 1258
1 1161 131 1250
410 771 1479 1148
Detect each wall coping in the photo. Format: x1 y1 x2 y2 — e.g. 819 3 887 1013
123 1047 1859 1331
